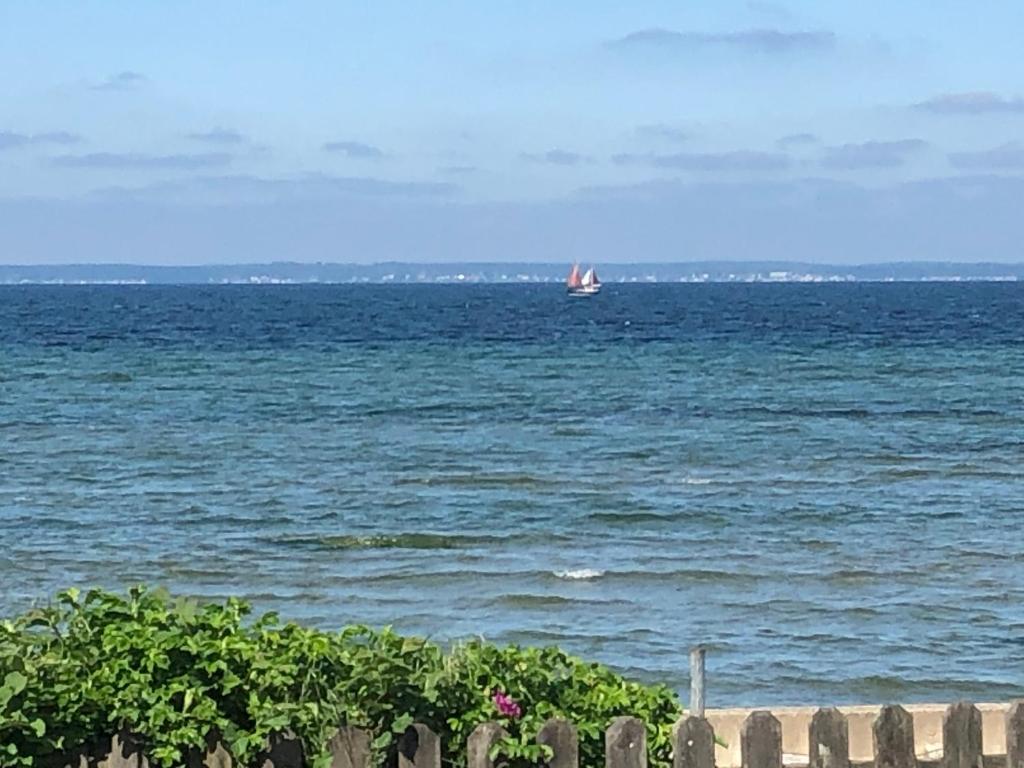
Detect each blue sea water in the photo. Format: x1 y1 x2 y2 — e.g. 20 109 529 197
1 282 1023 706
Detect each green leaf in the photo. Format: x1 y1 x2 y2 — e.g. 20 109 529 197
3 671 27 695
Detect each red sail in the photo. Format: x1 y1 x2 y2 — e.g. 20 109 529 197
567 263 582 288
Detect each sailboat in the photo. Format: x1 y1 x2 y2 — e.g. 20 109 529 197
567 263 601 296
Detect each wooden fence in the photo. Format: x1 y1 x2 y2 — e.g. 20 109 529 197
49 701 1024 768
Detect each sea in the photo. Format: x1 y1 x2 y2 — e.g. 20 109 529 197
1 282 1023 707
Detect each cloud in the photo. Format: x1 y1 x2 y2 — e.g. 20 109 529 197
0 130 82 150
89 173 459 204
913 92 1024 115
0 133 32 151
322 140 385 159
949 143 1024 170
609 27 835 54
52 152 231 170
776 133 818 149
821 139 928 169
91 71 147 91
635 124 690 143
522 149 589 166
612 150 790 171
186 128 245 145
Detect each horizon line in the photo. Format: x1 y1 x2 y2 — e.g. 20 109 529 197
4 259 1024 269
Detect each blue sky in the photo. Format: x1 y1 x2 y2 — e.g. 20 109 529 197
2 1 1024 263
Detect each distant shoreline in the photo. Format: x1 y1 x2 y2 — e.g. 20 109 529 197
2 260 1023 285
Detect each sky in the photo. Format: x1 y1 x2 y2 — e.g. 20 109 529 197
2 1 1024 264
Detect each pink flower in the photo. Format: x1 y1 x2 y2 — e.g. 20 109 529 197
493 691 522 719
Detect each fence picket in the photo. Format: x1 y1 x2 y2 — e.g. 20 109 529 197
186 735 233 768
606 716 647 768
942 702 982 768
538 717 579 768
673 715 715 768
467 722 509 768
257 731 304 768
398 723 441 768
741 711 782 768
1008 701 1024 768
809 708 849 768
97 731 150 768
873 705 916 768
327 726 372 768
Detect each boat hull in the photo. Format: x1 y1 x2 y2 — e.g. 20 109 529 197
567 286 600 296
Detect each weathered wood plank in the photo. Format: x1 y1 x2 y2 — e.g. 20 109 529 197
606 716 648 768
942 702 982 768
810 707 850 768
874 705 916 768
398 723 441 768
1007 701 1024 768
257 731 304 768
467 722 509 768
674 715 715 768
186 735 234 768
690 647 707 718
327 726 372 768
741 711 782 768
97 731 150 768
538 717 579 768
199 741 233 768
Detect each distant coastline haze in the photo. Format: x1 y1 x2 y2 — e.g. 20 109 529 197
2 260 1024 285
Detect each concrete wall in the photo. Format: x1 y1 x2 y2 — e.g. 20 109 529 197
706 703 1012 767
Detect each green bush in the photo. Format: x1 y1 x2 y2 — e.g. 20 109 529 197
0 587 685 768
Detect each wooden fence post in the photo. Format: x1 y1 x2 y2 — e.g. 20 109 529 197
398 724 441 768
809 708 849 768
97 731 150 768
674 715 715 768
326 726 372 768
690 647 706 719
606 717 647 768
741 711 782 768
258 731 304 768
186 733 234 768
468 722 509 768
942 702 982 768
538 718 579 768
873 705 916 768
1007 701 1024 768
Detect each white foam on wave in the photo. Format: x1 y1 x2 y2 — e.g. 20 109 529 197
678 477 713 485
553 568 605 580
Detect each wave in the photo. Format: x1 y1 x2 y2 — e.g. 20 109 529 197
91 371 134 383
586 511 676 524
599 567 760 584
735 405 873 419
552 568 605 580
393 472 555 489
490 594 579 608
287 533 492 551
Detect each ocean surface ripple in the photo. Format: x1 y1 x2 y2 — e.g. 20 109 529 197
1 283 1023 705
